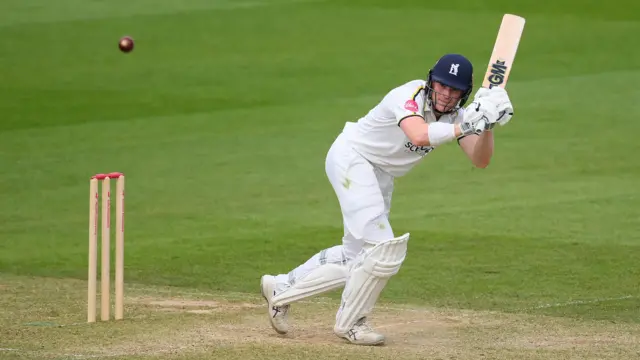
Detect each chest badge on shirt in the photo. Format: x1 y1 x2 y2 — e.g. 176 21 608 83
404 141 434 156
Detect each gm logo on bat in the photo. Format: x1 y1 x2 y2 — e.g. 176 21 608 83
486 59 508 88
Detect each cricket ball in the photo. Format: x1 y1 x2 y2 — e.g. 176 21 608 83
118 36 134 53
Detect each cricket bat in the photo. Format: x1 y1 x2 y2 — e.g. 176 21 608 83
482 14 526 89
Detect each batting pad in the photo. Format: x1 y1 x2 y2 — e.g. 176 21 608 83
272 263 348 307
334 233 409 334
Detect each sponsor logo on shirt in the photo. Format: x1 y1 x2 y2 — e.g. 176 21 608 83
404 100 419 113
404 141 434 156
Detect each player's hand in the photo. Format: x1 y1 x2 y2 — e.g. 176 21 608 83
474 87 513 127
496 99 513 126
460 97 499 136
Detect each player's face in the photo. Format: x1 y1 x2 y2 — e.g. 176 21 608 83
431 81 463 113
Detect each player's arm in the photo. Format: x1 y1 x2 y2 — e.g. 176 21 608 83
392 84 480 147
458 131 494 168
399 116 465 147
456 86 514 168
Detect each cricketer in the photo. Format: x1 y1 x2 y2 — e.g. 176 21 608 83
261 53 514 346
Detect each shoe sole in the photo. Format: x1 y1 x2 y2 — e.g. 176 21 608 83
260 276 288 335
336 333 385 346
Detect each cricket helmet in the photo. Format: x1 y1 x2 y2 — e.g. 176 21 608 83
426 53 474 112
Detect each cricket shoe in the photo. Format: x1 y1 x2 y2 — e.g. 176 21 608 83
335 317 385 346
260 274 290 334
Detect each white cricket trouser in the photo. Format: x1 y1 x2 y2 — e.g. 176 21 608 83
274 132 395 289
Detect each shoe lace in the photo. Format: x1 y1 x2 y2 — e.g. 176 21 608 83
272 304 289 317
354 317 373 332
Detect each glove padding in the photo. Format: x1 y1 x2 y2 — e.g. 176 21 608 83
473 87 513 126
459 97 499 136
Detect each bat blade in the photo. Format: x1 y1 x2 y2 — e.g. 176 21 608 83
482 14 526 89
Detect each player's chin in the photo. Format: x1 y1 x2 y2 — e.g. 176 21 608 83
435 103 455 113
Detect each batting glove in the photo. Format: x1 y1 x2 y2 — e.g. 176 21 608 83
460 97 499 136
474 87 514 127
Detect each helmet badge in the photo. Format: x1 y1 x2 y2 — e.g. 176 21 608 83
449 63 459 76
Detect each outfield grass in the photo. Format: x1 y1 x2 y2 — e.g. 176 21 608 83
1 1 639 359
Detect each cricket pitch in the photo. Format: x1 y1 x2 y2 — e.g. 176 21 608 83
1 275 639 360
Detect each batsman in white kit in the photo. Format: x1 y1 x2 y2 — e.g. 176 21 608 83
260 53 514 345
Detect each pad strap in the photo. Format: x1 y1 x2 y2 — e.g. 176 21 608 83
272 263 348 307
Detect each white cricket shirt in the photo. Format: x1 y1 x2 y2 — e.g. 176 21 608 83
341 79 464 177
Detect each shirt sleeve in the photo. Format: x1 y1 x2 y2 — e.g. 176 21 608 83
386 83 426 125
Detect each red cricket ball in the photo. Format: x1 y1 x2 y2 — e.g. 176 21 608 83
118 36 134 53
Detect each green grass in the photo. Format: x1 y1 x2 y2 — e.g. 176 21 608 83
1 0 639 339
